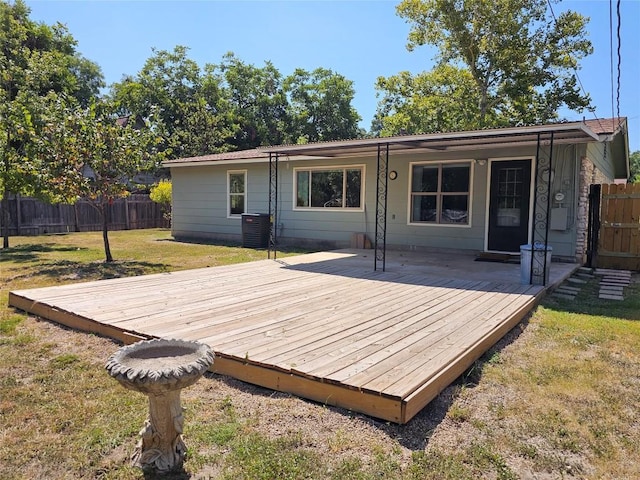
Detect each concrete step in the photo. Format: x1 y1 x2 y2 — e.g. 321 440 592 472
552 293 576 300
567 277 588 284
556 285 581 293
595 269 632 277
575 272 595 280
599 293 624 301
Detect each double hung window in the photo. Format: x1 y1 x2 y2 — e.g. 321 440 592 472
228 170 246 216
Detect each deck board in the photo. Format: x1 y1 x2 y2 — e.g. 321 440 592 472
8 251 554 423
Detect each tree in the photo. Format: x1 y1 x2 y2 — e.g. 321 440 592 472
0 0 103 248
111 46 234 159
215 53 289 149
284 67 361 143
112 48 365 152
38 100 159 262
373 65 491 136
390 0 593 129
150 179 172 226
630 150 640 183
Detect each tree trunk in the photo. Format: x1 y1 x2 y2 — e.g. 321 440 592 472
1 189 10 249
102 202 113 262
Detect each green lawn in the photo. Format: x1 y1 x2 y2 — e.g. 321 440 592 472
1 229 638 479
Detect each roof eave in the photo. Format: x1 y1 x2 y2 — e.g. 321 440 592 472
259 123 601 156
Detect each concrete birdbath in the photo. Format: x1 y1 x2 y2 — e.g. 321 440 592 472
105 338 214 473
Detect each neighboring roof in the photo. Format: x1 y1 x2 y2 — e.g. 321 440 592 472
116 115 145 129
164 118 628 175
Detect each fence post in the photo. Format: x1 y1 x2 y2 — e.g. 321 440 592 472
16 194 22 236
124 197 131 230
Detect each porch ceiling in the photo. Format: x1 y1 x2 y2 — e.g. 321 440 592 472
260 123 599 158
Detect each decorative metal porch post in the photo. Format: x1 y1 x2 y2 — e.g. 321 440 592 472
374 143 389 271
268 152 278 260
530 132 555 285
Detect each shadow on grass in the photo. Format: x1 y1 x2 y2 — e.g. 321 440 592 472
142 468 191 480
9 259 169 283
0 243 89 263
156 237 315 255
156 237 242 247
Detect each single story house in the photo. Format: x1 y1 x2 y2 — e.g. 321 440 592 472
164 117 629 268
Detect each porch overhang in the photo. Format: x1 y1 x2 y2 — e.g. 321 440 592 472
259 122 601 158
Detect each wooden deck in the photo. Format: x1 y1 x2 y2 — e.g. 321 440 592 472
9 251 551 423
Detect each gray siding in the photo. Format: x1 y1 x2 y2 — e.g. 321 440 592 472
542 144 581 259
170 143 586 258
586 142 616 182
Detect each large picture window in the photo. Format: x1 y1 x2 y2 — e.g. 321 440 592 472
410 163 470 224
228 170 246 217
295 167 363 209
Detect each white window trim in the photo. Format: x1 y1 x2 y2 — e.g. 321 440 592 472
407 159 474 228
292 164 366 212
227 169 247 218
483 156 536 252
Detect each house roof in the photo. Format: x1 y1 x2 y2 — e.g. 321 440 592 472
163 148 269 167
583 117 626 135
164 117 629 177
259 118 626 157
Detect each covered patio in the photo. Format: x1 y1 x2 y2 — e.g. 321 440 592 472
9 249 577 423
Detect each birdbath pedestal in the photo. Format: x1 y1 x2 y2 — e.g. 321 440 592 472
105 338 214 473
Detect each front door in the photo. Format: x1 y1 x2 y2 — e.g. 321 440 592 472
487 159 532 252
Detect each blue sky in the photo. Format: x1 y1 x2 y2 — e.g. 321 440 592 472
25 0 640 152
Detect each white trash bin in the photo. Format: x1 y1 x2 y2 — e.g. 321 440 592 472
520 243 552 285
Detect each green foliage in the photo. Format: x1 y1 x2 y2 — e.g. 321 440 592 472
36 99 161 261
217 52 290 149
379 0 593 133
150 179 172 206
374 65 488 135
111 48 363 157
0 0 103 247
285 67 361 143
629 150 640 183
111 46 236 159
150 179 172 226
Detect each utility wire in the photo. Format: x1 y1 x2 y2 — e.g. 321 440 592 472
609 0 615 124
546 0 604 131
616 0 622 130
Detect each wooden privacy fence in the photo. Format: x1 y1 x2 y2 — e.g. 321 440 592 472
1 194 166 236
594 183 640 271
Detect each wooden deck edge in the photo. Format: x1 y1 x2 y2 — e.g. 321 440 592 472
401 289 545 424
8 292 149 345
211 356 404 423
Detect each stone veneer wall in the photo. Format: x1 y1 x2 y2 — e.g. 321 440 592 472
575 156 614 262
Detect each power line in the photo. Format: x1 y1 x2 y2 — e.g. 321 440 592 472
546 0 604 131
616 0 622 129
609 0 615 123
